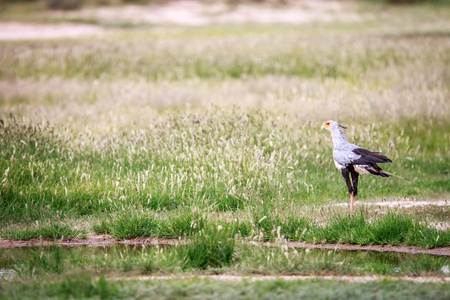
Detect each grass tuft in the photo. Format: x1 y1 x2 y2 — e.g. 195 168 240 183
242 211 450 248
178 224 237 270
2 223 79 240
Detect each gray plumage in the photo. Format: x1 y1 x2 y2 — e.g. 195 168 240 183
322 120 392 177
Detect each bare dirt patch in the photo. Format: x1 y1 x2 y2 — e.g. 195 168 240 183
0 22 104 41
74 0 361 26
0 0 363 41
129 274 450 283
287 241 450 256
333 199 450 209
1 235 449 256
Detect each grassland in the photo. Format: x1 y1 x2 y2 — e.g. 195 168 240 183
0 0 449 298
0 25 449 245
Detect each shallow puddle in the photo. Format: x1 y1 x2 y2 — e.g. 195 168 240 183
0 245 448 279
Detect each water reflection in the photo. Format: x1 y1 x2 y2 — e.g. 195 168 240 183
0 244 448 279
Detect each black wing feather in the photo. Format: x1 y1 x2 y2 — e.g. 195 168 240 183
351 148 392 165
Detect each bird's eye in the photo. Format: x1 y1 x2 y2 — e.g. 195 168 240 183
326 122 330 125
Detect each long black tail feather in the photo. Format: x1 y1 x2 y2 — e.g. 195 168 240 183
364 164 410 180
365 165 390 177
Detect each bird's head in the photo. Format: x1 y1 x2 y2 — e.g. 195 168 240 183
322 120 342 131
322 120 346 132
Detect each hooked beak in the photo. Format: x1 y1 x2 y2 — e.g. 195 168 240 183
321 124 328 130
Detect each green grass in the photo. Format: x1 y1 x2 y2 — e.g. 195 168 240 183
88 208 450 248
0 115 447 218
0 114 448 247
178 224 237 270
2 223 80 240
92 208 207 239
245 210 450 248
1 276 449 300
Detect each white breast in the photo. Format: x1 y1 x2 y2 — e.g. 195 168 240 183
334 159 345 170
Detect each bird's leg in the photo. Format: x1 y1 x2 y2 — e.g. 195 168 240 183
350 171 359 215
350 194 356 213
350 193 355 213
341 169 353 214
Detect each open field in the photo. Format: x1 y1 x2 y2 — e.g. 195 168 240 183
0 0 449 298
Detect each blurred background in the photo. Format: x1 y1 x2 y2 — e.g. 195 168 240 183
1 0 449 131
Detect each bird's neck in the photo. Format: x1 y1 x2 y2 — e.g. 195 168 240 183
331 129 347 148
